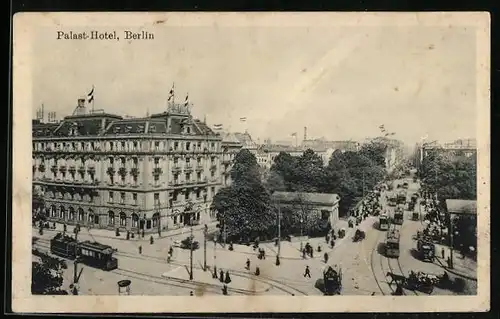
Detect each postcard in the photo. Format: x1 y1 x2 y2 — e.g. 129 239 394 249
12 12 490 313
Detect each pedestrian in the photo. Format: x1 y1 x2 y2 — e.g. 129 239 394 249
190 291 194 296
219 269 225 283
138 245 142 254
304 265 311 278
325 234 330 244
441 248 445 259
317 245 322 253
324 252 329 263
222 284 228 295
150 236 154 245
246 258 250 270
310 248 314 258
302 248 306 259
255 266 260 276
225 271 232 284
330 239 335 249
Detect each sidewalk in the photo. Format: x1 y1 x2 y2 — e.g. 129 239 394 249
433 244 477 281
35 221 217 243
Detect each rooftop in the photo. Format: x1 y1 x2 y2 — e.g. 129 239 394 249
271 191 340 206
445 199 477 215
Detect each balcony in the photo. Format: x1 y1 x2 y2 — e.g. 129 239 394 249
172 165 182 172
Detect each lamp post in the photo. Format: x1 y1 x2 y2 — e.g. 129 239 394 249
203 224 207 271
189 223 194 280
448 214 455 269
277 203 281 261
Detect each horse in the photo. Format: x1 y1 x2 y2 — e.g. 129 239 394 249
386 272 406 286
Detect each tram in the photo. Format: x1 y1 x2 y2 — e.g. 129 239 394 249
379 214 389 231
396 191 407 205
384 226 400 258
50 233 118 271
393 206 404 225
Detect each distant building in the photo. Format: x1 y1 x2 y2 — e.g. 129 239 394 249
220 132 243 186
233 131 258 154
414 138 476 171
302 139 360 152
271 191 341 228
32 98 222 234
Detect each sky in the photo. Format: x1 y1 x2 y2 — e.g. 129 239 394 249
32 25 477 147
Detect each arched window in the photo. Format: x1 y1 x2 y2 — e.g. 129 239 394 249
78 208 85 222
152 213 160 228
108 211 115 226
51 205 57 217
59 206 65 219
88 209 94 224
68 207 75 221
120 212 127 226
131 213 139 228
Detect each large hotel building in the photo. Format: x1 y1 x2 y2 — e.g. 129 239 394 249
32 98 227 233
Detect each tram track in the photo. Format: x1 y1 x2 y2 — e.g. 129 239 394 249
34 237 305 295
115 250 307 296
368 230 387 296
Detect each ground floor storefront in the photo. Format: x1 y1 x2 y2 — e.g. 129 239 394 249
39 200 215 234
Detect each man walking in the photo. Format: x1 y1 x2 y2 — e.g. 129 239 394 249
303 265 311 278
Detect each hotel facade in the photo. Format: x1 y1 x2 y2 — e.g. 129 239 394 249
32 98 223 234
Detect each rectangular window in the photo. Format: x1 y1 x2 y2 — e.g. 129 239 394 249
154 193 159 203
133 193 138 205
155 141 160 150
197 172 201 180
186 142 191 151
109 192 114 202
174 158 179 165
211 171 215 177
120 192 125 204
186 173 190 181
196 190 201 198
211 187 215 196
133 141 138 150
174 142 179 150
154 157 159 165
185 191 189 200
186 158 191 165
197 157 201 164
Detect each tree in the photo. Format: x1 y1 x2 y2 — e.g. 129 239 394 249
32 250 69 295
359 140 387 168
295 149 324 192
269 152 299 191
211 149 273 241
420 152 476 202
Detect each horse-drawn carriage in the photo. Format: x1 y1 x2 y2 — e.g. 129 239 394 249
352 229 366 242
406 271 439 294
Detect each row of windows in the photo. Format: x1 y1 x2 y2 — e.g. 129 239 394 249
34 140 221 153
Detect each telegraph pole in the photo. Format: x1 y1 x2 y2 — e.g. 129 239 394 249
189 224 194 280
449 214 454 269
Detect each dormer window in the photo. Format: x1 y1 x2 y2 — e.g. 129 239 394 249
150 125 156 133
186 126 191 134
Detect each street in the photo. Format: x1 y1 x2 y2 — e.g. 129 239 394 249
32 179 476 296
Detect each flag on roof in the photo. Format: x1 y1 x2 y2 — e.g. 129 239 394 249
167 83 175 102
184 93 189 107
291 132 297 137
240 117 247 122
213 124 223 131
87 85 95 103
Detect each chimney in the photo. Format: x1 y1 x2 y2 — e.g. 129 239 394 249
304 126 307 142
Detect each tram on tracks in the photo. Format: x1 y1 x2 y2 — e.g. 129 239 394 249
393 206 404 225
384 226 401 258
50 233 119 271
379 214 390 231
